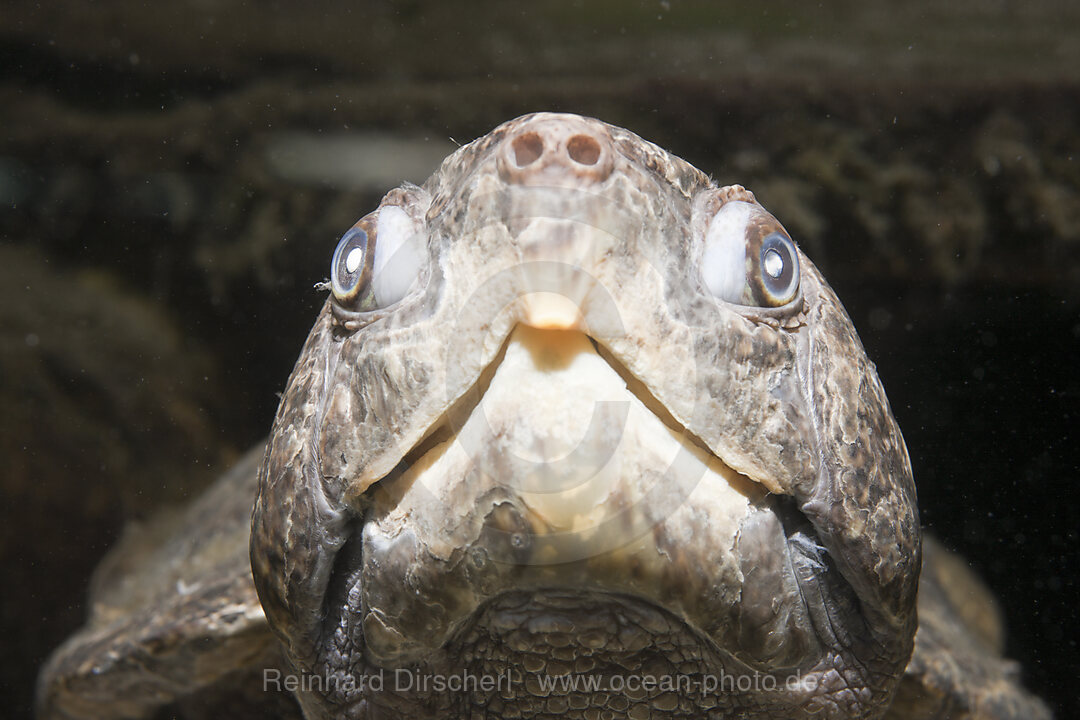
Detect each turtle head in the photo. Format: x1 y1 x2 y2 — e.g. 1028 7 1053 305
251 113 920 719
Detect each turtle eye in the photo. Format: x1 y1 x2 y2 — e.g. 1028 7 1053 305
701 200 800 308
331 220 373 304
330 205 425 310
757 231 798 305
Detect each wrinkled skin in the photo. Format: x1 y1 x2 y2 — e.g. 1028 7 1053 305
251 113 919 719
38 113 1052 720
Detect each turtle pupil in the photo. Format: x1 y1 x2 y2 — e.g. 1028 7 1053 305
763 247 784 278
345 246 364 274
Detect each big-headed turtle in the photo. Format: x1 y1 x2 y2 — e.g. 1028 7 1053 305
38 113 1052 719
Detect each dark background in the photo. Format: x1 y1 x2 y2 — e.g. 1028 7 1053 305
2 2 1077 718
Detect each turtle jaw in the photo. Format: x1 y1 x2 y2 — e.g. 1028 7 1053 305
252 113 920 719
349 323 832 678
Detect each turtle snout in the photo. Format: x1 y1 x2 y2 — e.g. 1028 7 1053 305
496 114 615 186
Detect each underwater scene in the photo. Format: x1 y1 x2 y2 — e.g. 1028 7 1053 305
3 2 1078 718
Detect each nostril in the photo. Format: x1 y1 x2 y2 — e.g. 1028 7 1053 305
566 134 601 165
497 120 613 184
511 132 544 167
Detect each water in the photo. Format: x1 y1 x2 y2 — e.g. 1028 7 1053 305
4 2 1077 717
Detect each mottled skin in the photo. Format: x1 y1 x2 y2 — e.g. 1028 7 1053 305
38 114 1051 720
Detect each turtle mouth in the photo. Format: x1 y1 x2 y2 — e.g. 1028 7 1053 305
352 323 780 667
376 322 767 515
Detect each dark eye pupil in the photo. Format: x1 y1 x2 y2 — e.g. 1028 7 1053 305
763 247 784 278
755 231 799 306
344 247 364 274
332 228 369 299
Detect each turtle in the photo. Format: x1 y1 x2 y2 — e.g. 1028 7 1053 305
37 113 1052 720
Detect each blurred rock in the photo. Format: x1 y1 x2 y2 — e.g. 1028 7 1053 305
0 245 233 716
265 132 455 191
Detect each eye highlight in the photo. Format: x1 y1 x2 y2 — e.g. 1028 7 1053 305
331 218 374 305
330 205 426 311
757 232 799 305
701 200 801 308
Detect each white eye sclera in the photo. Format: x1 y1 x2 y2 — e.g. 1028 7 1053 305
330 205 425 310
371 205 424 308
702 200 800 308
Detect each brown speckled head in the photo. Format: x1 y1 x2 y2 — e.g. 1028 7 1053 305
250 113 920 719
